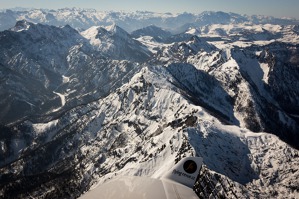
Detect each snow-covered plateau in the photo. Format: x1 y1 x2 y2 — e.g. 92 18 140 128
0 8 298 199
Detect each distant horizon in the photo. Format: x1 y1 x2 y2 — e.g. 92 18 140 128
1 7 299 21
1 0 299 19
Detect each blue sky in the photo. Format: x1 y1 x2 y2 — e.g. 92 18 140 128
1 0 299 19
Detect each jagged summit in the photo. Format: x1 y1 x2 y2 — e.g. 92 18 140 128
81 24 152 61
10 20 32 32
106 23 127 35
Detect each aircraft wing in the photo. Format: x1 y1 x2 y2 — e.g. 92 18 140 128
79 157 203 199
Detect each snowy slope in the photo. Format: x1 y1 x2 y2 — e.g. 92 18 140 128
0 66 298 199
0 10 299 199
81 25 152 62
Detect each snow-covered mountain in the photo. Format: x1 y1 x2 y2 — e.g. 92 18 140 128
0 20 83 123
81 24 152 62
0 9 299 199
131 25 172 42
0 20 145 124
1 65 298 198
1 8 299 33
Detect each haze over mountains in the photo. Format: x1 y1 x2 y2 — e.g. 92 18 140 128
1 8 299 33
0 8 298 199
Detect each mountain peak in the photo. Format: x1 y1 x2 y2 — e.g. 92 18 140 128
81 24 151 62
106 23 117 32
82 25 129 40
106 23 130 38
11 20 32 32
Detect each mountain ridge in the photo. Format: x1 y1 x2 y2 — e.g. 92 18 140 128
0 12 298 198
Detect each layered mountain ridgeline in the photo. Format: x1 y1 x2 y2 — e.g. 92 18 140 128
0 12 298 199
1 8 299 33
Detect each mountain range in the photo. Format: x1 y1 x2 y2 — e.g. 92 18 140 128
0 8 298 199
1 8 299 33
